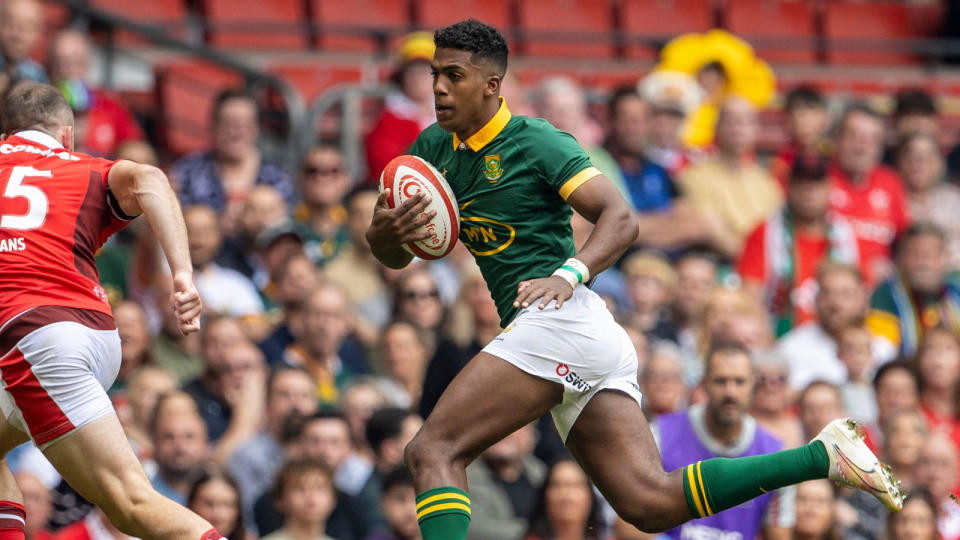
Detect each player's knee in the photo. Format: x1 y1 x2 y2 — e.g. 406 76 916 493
404 431 454 476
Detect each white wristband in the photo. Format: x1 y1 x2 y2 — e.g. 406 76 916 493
552 257 591 290
563 258 591 283
552 267 580 290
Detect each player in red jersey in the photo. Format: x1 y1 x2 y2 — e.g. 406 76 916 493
0 84 225 540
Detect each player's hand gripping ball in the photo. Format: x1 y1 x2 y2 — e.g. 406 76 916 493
378 155 460 259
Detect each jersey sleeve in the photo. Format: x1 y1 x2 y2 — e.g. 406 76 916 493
531 121 600 200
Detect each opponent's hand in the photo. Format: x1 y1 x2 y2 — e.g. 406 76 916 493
171 271 202 335
513 276 574 310
365 189 438 249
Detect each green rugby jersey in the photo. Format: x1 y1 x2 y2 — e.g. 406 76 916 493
409 98 600 326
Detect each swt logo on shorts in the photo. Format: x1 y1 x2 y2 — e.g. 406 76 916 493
556 363 592 392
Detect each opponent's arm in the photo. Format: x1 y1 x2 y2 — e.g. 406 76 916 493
513 175 637 310
107 160 201 334
365 189 437 269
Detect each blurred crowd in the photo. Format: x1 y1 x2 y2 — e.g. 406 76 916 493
5 1 960 539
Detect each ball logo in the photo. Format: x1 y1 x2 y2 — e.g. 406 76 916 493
556 363 570 377
402 179 423 198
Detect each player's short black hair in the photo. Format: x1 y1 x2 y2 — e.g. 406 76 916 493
894 88 937 119
784 84 825 111
434 19 509 75
3 82 73 135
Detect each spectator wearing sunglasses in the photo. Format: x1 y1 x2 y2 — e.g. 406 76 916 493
296 144 354 267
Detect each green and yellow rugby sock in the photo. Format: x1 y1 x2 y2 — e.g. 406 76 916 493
416 486 471 540
682 441 829 518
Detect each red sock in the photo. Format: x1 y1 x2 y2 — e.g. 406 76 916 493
200 528 224 540
0 501 25 540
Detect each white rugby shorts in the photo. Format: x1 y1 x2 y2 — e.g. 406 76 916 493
0 307 120 449
483 286 643 440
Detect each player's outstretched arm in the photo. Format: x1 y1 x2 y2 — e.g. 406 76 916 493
365 189 437 269
107 160 202 334
514 174 637 311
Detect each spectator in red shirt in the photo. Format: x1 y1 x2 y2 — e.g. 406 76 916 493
364 32 436 185
47 29 147 158
739 155 860 336
771 85 831 186
829 103 910 284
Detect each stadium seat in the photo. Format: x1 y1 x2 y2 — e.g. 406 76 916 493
203 0 308 50
414 0 512 30
311 0 412 52
823 2 916 65
621 0 717 59
155 60 243 155
88 0 188 42
517 0 615 59
267 62 365 104
726 0 817 64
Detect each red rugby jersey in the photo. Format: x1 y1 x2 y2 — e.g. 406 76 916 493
0 130 132 327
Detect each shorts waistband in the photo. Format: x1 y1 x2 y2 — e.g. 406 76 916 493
0 306 116 355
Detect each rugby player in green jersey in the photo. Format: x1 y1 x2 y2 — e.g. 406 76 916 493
364 19 902 540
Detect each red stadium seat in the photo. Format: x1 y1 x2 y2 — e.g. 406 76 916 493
726 0 817 64
155 60 243 155
517 0 615 59
823 2 916 65
88 0 188 42
415 0 511 30
621 0 716 59
311 0 411 52
268 62 365 104
204 0 308 50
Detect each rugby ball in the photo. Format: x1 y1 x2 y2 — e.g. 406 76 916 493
379 155 459 260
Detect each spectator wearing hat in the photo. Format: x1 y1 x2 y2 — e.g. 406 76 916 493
899 132 960 268
364 31 436 185
829 103 909 284
739 155 860 337
770 85 831 186
638 70 703 175
295 144 353 266
48 28 147 158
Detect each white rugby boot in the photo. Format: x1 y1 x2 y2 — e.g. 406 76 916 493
813 418 904 511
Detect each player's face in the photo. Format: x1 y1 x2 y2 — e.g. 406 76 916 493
431 47 499 136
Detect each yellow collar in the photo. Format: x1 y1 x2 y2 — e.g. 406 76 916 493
452 97 511 152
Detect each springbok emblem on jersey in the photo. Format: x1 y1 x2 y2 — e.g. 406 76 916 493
483 154 504 183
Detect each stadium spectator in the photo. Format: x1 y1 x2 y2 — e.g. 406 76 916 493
15 470 54 540
675 96 783 259
671 252 718 375
889 89 939 161
296 143 353 266
776 263 883 392
899 132 960 268
524 460 603 540
739 155 860 336
536 77 628 199
282 284 360 406
187 471 248 540
836 324 879 424
48 29 146 158
183 204 266 322
150 278 204 383
113 300 153 385
621 251 677 340
466 422 546 540
751 352 804 449
697 287 765 370
888 491 940 540
229 365 319 516
656 341 795 539
365 31 436 185
829 103 909 284
122 366 177 461
914 327 960 450
797 381 846 441
868 223 959 358
793 480 838 540
171 88 295 234
325 189 391 336
149 405 211 505
639 341 686 420
914 433 960 539
0 0 46 88
376 321 429 408
367 467 419 540
884 408 929 492
863 360 922 456
394 269 445 338
260 253 321 362
219 184 289 287
296 411 369 498
771 85 830 184
261 457 338 540
604 87 674 212
341 379 389 462
644 86 696 175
